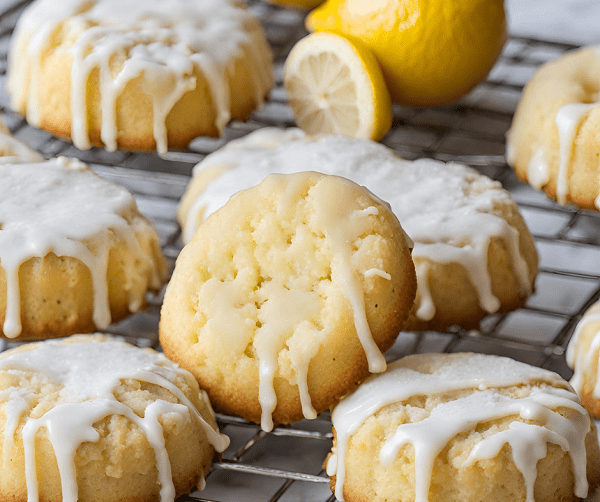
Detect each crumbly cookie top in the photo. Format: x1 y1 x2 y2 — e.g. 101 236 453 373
183 128 533 322
328 352 590 502
173 171 414 431
0 335 229 502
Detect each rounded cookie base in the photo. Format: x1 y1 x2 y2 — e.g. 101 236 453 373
0 336 220 502
328 395 600 502
0 233 167 340
36 42 272 151
8 0 274 153
403 201 538 332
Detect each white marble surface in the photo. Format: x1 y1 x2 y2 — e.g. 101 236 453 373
507 0 600 45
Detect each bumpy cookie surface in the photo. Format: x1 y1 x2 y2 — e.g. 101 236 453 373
160 171 416 431
0 334 229 502
506 45 600 211
567 301 600 419
0 157 168 339
7 0 273 153
326 352 600 502
177 128 538 332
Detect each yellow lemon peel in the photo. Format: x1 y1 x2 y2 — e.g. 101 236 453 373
306 0 507 107
283 32 392 141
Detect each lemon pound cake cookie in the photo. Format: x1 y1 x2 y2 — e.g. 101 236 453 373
177 128 538 332
160 171 417 431
7 0 273 154
506 46 600 211
326 352 600 502
567 301 600 419
0 334 230 502
0 157 168 340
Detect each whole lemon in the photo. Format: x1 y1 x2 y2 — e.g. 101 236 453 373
306 0 507 107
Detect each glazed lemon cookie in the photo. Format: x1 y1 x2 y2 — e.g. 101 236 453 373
326 352 600 502
0 157 168 339
7 0 274 154
567 301 600 419
0 334 229 502
178 128 538 331
160 171 417 431
506 45 600 210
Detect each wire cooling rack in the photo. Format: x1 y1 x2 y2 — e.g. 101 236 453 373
0 1 598 501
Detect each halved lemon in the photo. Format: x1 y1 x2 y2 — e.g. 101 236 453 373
283 32 392 141
306 0 506 107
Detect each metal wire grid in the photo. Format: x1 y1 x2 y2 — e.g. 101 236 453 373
0 1 598 501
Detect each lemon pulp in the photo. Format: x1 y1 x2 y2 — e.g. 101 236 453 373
283 32 392 141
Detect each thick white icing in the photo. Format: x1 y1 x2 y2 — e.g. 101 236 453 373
328 353 590 502
0 336 229 502
0 158 165 338
566 301 600 399
7 0 273 154
184 128 533 323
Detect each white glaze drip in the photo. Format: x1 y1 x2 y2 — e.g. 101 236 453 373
364 269 391 280
466 422 567 500
526 148 550 190
555 103 598 205
0 158 164 338
7 0 272 154
184 128 533 322
566 301 600 399
0 337 229 502
255 281 322 431
328 353 590 502
312 177 387 375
